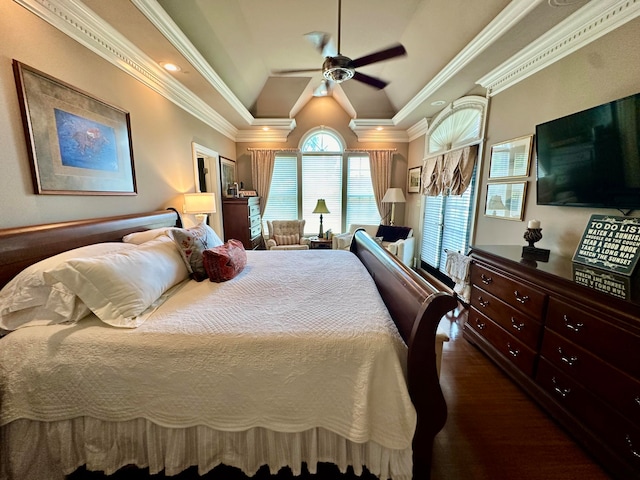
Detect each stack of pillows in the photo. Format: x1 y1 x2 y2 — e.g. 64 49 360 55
0 222 246 332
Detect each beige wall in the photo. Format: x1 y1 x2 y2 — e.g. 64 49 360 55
0 0 235 229
406 17 640 260
236 96 409 226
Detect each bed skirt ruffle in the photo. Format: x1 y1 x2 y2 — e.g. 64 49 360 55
0 418 412 480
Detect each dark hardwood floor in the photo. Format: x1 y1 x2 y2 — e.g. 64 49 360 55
70 304 611 480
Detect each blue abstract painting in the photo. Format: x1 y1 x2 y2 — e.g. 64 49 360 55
54 109 118 171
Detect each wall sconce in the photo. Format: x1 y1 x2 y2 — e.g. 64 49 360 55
382 188 406 226
183 193 216 224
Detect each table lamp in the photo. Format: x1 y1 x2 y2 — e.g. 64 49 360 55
312 199 330 237
382 188 406 226
183 193 216 224
487 195 506 215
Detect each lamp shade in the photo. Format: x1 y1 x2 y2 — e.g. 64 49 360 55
183 193 216 214
312 198 330 214
382 188 406 203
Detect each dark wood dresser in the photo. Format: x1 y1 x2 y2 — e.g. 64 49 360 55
221 197 263 250
465 245 640 479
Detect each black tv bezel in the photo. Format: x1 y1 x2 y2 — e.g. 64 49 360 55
535 91 640 213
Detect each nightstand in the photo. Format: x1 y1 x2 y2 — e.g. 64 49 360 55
309 237 332 250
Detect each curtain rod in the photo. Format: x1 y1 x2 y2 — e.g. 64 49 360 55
246 148 300 152
344 148 397 153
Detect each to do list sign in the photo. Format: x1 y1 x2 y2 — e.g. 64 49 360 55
572 215 640 275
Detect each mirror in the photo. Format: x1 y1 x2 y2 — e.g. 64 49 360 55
488 135 533 179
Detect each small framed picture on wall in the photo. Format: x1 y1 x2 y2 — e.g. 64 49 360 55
408 166 422 193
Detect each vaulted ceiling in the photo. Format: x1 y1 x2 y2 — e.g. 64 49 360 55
45 0 632 142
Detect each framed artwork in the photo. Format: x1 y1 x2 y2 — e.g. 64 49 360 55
484 182 527 221
219 156 236 197
488 135 533 179
13 60 136 195
408 166 422 193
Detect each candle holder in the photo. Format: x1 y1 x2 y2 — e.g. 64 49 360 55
522 228 550 261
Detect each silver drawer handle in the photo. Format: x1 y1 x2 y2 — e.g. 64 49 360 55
507 342 520 357
626 434 640 459
563 315 584 332
558 347 578 367
551 376 571 398
477 296 489 308
474 319 486 330
480 273 493 285
635 396 640 407
510 317 525 331
514 290 529 304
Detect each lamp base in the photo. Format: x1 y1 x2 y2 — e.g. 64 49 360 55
194 213 208 225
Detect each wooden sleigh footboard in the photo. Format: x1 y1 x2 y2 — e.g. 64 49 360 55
351 230 458 479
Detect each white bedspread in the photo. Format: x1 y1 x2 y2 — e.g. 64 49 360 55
0 250 416 477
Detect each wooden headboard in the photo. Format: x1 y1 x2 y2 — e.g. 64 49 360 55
0 210 179 289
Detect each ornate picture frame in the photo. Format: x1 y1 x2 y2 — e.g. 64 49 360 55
219 156 236 197
408 166 422 193
484 182 527 221
13 60 136 195
488 135 533 179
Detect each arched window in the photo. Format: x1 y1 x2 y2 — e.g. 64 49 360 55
420 96 487 278
262 128 380 236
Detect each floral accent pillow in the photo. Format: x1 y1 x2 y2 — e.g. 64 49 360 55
203 239 247 282
169 222 224 281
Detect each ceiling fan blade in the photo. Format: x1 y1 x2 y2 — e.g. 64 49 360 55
272 68 322 75
304 31 334 56
350 44 407 68
352 71 388 90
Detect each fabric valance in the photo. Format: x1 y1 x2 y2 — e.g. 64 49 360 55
421 145 478 196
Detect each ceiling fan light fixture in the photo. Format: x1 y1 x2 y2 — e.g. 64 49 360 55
322 56 354 84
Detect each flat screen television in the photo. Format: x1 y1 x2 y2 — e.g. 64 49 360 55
535 92 640 212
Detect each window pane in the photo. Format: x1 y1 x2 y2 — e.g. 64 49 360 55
301 132 341 152
263 155 298 231
346 155 380 227
302 154 342 235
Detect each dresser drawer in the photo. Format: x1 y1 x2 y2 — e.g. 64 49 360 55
468 308 537 377
249 214 262 229
537 359 640 471
249 234 263 250
541 329 640 426
249 204 260 217
470 285 542 349
546 297 640 378
471 263 546 318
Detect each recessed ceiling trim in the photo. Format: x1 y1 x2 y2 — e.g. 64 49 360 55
14 0 239 140
131 0 254 126
478 0 640 95
349 119 409 143
406 118 429 142
393 0 545 125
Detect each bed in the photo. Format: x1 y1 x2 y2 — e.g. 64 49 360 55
0 210 457 480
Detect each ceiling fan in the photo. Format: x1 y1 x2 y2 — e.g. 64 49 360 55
273 0 407 91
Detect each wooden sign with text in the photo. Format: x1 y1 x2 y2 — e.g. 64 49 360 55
572 215 640 276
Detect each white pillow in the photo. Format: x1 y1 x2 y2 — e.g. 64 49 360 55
122 227 172 245
0 242 136 330
44 237 189 328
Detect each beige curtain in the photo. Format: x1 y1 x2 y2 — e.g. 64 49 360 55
249 149 278 217
422 145 478 196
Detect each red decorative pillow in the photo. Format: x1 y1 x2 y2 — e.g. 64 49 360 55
202 239 247 282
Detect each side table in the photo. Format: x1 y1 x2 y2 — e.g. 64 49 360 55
309 237 332 250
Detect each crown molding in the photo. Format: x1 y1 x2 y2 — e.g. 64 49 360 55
406 118 429 142
130 0 254 126
478 0 640 95
393 0 544 125
236 118 297 143
349 119 409 143
14 0 241 140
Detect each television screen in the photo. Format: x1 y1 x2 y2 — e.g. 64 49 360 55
535 92 640 211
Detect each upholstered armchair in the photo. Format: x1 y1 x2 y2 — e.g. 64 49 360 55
332 224 415 266
266 220 310 250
